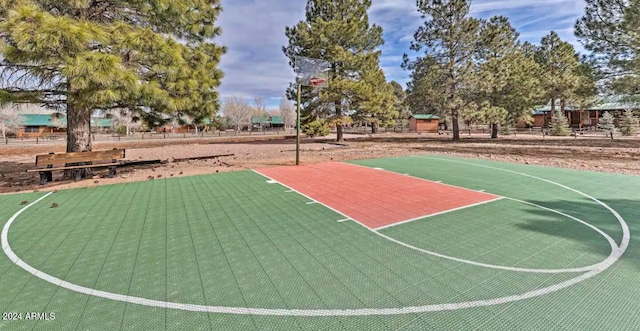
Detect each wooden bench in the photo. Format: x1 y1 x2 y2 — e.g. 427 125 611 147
27 149 126 185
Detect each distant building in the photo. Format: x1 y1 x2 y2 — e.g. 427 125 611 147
16 114 111 138
251 116 285 130
409 114 441 133
523 95 640 128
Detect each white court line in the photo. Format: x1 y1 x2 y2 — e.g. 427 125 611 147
373 197 503 231
306 201 318 205
374 197 617 274
337 219 351 223
346 163 500 200
251 170 611 274
250 171 356 224
266 180 278 184
411 155 630 247
374 167 384 170
1 166 629 316
478 190 486 192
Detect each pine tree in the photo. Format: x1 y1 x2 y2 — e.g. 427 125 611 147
0 1 225 153
550 111 571 136
283 0 392 142
350 68 398 133
404 56 449 118
534 31 581 117
598 112 616 139
620 109 639 136
576 1 640 95
389 81 410 127
474 16 542 139
404 0 482 141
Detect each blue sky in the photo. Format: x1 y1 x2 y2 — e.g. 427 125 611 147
216 0 586 109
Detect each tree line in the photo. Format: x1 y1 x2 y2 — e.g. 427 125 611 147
0 0 638 150
284 0 639 141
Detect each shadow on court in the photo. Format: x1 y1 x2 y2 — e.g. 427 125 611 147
514 198 640 271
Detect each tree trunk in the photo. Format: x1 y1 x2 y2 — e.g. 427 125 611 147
336 123 343 141
452 109 460 140
550 97 556 118
335 101 343 142
371 122 378 134
65 103 92 178
66 104 92 152
491 123 499 139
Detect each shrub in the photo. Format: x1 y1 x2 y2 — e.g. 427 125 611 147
116 125 127 136
303 119 330 137
598 112 616 138
550 111 570 136
619 109 639 136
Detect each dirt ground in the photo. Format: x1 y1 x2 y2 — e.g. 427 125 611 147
1 133 639 195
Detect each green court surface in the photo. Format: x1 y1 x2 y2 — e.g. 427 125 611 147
0 155 639 330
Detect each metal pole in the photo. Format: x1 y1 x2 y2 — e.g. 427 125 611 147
296 84 301 166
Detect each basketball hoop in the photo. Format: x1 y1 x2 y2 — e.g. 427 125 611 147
309 77 326 87
294 56 330 89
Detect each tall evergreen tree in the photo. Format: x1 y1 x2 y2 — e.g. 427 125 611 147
350 68 398 133
404 56 449 118
283 0 390 141
0 1 225 153
404 0 482 140
474 16 542 138
534 31 581 117
389 81 410 128
569 57 599 110
575 0 640 94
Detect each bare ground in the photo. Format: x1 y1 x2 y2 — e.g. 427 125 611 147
1 133 639 195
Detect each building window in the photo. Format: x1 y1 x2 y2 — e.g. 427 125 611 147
24 126 40 133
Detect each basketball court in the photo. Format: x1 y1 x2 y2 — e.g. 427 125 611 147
0 155 638 330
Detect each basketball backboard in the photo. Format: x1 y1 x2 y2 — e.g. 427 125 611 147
294 56 330 88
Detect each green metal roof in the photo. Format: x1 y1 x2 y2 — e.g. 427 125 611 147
251 116 268 124
411 114 440 120
589 95 640 110
21 114 55 126
19 114 111 127
251 116 284 125
535 95 640 113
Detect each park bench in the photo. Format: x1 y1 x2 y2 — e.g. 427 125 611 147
27 148 126 185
